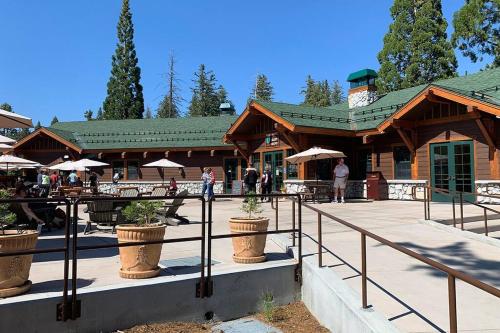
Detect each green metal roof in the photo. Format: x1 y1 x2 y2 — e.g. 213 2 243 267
253 66 500 132
347 69 378 82
47 115 238 151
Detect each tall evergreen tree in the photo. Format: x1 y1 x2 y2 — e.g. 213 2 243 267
452 0 499 67
330 80 345 104
0 103 12 112
144 106 152 119
157 53 182 118
50 116 59 125
377 0 457 92
103 0 144 119
12 128 30 141
251 74 274 101
188 64 221 117
84 110 93 121
34 121 41 130
0 103 18 138
96 108 104 120
301 75 318 106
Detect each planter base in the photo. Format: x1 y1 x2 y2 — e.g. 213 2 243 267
233 254 266 264
0 280 32 298
119 267 161 279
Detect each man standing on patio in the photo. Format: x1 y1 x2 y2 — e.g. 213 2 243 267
332 158 349 204
207 167 215 200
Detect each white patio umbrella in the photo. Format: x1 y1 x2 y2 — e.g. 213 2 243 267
48 160 88 172
143 158 184 184
0 155 39 174
71 159 108 184
0 134 16 144
0 109 33 128
0 143 12 152
286 147 346 184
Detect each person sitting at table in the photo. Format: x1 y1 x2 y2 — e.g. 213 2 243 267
89 172 99 194
11 184 47 232
169 177 178 195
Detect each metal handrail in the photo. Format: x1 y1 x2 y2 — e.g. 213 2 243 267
298 200 500 333
424 186 500 236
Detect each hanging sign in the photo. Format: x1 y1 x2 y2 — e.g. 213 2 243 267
265 133 279 147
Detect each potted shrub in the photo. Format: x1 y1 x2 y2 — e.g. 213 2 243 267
229 192 269 263
0 189 39 297
117 201 165 279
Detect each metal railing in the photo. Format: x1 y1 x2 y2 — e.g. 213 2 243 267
0 193 302 322
0 197 72 321
423 186 500 236
299 200 500 333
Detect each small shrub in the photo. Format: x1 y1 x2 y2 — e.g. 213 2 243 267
241 192 262 218
0 189 16 235
261 292 276 322
122 201 163 225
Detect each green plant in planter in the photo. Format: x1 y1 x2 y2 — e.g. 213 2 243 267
0 189 16 235
241 192 263 218
122 201 163 225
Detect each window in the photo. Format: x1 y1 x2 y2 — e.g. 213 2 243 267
127 161 140 180
251 153 260 173
112 161 124 180
394 146 411 179
240 159 248 179
286 149 298 179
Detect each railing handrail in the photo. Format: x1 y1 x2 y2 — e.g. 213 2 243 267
299 200 500 300
427 185 500 201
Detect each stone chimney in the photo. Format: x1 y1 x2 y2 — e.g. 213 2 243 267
347 69 378 109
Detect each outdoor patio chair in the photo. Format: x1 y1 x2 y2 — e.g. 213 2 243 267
157 189 189 226
84 200 124 234
117 186 140 197
150 185 169 197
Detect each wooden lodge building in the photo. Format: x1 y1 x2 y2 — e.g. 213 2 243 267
12 67 500 201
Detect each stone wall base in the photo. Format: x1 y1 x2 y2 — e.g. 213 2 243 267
98 181 224 195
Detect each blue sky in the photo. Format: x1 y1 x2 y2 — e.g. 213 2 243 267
0 0 492 126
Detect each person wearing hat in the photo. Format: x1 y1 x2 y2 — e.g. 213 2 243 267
244 166 258 194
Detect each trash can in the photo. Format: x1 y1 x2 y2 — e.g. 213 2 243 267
366 171 385 200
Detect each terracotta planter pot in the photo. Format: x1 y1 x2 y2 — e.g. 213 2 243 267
229 217 269 263
0 230 38 297
116 224 166 279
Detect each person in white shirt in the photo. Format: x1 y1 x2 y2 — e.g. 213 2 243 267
332 158 349 204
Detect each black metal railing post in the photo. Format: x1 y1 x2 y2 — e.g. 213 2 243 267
427 187 431 219
292 200 296 247
297 196 303 283
424 186 428 220
199 197 206 298
318 212 322 268
452 196 456 228
484 208 489 236
275 196 279 230
71 199 80 320
361 233 368 309
206 197 213 296
459 192 464 230
448 274 458 333
61 201 71 321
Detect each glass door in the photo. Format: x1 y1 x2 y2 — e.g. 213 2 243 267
263 151 284 192
430 141 474 202
224 158 238 193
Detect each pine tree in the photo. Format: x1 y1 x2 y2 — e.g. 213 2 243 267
34 121 41 130
188 64 221 117
452 0 499 67
330 80 345 104
252 74 274 101
103 0 144 119
96 108 104 120
0 103 12 112
84 110 93 121
301 75 318 106
377 0 457 92
50 116 59 125
144 106 152 119
157 53 182 118
12 128 30 141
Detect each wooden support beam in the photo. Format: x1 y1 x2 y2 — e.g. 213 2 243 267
274 123 302 153
231 140 249 161
391 119 415 129
396 128 415 154
475 117 496 160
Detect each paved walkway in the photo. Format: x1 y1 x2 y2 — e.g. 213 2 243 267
281 199 500 333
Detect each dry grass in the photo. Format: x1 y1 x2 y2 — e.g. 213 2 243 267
122 322 210 333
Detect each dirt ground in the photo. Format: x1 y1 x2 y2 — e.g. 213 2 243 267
121 302 329 333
